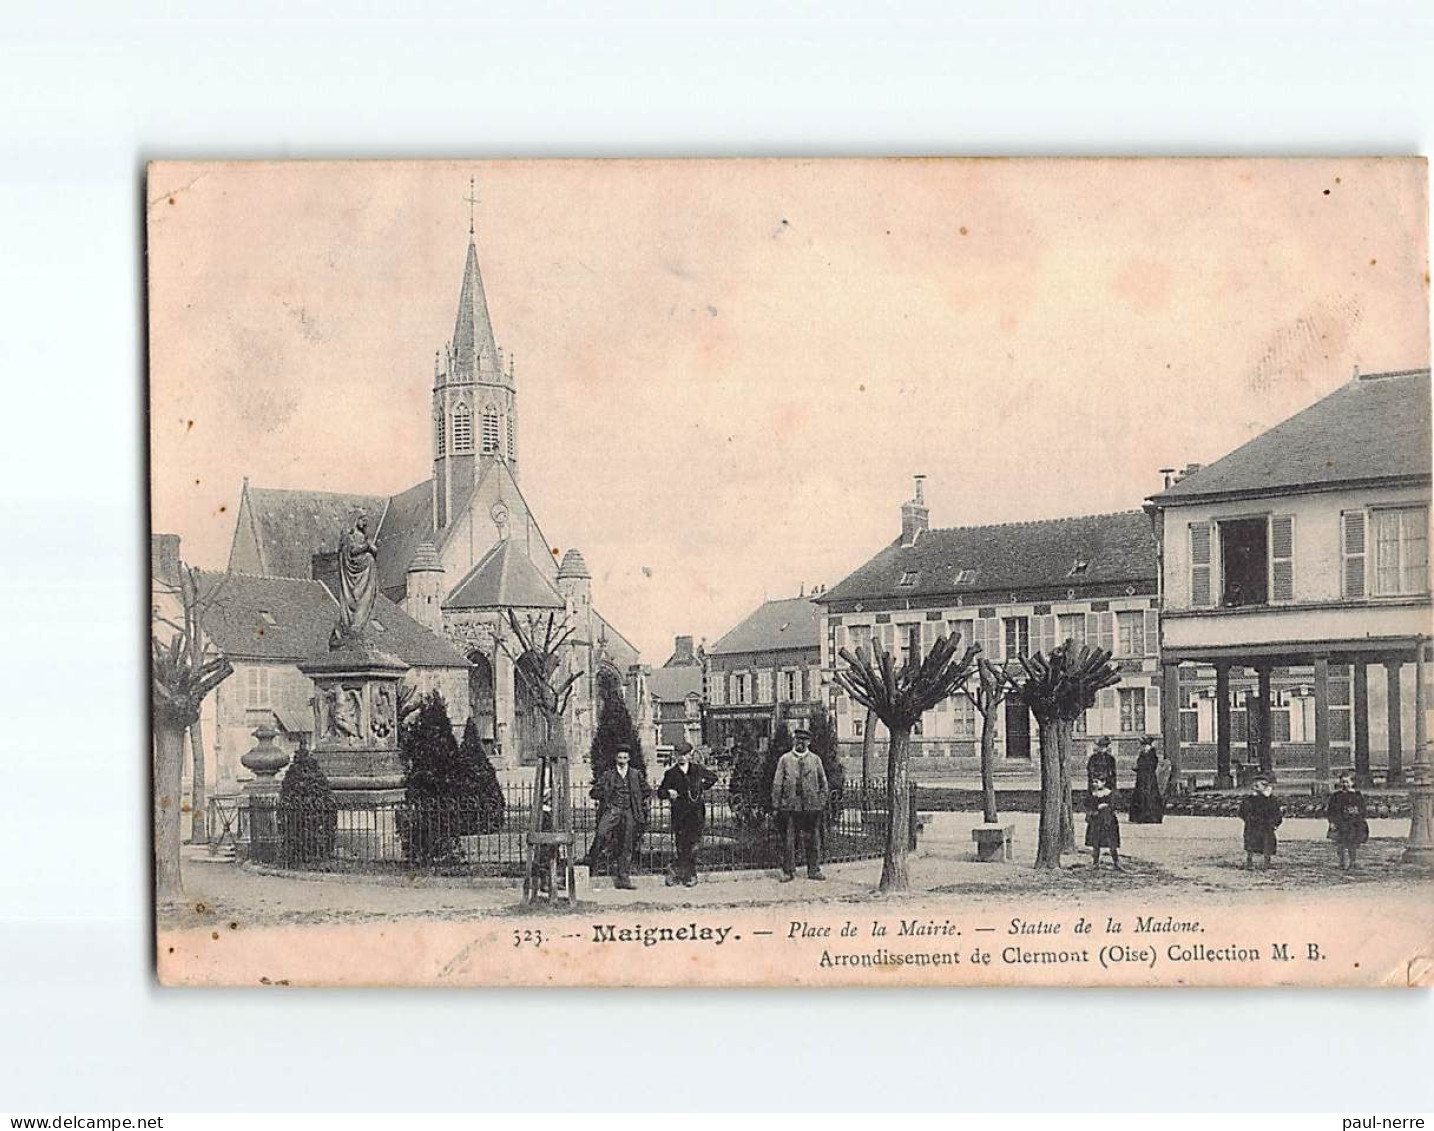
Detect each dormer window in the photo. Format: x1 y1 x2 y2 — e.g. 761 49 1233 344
371 619 386 633
899 570 919 587
954 568 976 585
259 610 277 626
1069 559 1090 576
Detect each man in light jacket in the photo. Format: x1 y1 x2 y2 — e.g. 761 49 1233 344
771 727 829 882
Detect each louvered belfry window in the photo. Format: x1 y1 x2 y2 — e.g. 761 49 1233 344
481 408 500 454
451 403 472 452
435 408 446 456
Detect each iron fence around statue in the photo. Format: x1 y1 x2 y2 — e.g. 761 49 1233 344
238 781 901 876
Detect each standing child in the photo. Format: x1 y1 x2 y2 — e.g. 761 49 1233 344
1084 777 1122 870
1326 773 1370 871
1238 778 1282 870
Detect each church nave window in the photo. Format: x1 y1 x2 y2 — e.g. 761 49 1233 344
481 407 500 454
452 403 473 452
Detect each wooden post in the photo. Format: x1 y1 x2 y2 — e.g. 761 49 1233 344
1386 660 1405 785
1215 663 1233 789
1353 662 1372 788
1255 665 1274 779
1161 661 1181 794
1313 654 1332 787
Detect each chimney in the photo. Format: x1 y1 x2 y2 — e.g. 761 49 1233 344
669 635 695 667
1159 467 1177 489
311 550 341 600
151 533 182 588
900 474 929 547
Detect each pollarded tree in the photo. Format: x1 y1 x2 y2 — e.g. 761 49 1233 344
836 628 979 891
959 657 1017 826
151 573 233 903
1012 642 1121 869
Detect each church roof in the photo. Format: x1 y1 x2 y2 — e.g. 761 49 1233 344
239 486 387 580
375 477 438 595
709 596 823 657
452 238 501 382
1149 368 1432 504
444 539 564 610
194 571 469 669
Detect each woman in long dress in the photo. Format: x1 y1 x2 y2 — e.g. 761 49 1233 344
1128 737 1165 824
1084 777 1122 870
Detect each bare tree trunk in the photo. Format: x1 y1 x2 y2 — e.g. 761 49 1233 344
879 725 912 891
1035 719 1064 869
1057 719 1075 852
860 707 875 796
979 708 998 824
154 721 187 903
187 720 208 845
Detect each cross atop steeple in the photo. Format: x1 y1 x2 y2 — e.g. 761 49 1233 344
464 175 479 237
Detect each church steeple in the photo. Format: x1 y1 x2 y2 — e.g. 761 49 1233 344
432 178 520 532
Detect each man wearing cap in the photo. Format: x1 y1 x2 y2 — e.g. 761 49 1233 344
1086 735 1118 794
589 748 650 889
772 727 830 882
658 742 719 887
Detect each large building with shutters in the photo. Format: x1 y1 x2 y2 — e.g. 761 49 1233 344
1147 367 1432 788
814 479 1163 778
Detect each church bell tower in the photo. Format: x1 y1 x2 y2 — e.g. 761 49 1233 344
432 177 519 530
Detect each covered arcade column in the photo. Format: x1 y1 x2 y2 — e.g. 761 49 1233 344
1404 639 1433 865
1254 665 1274 780
1385 660 1405 785
1215 662 1233 789
1353 662 1372 789
1161 661 1182 794
1313 654 1332 787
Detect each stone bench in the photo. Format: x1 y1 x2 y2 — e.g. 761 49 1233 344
971 823 1015 862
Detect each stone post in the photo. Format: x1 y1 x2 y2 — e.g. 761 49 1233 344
1215 663 1233 789
1313 654 1332 788
1353 662 1372 788
241 723 290 864
1385 660 1405 785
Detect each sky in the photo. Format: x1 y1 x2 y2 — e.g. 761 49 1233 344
147 158 1430 663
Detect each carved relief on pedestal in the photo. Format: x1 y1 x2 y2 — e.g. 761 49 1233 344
371 684 396 741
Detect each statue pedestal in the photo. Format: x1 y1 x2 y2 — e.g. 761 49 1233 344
300 636 408 861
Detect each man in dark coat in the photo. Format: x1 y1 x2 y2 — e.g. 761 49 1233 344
589 748 650 889
1086 736 1118 794
658 742 719 887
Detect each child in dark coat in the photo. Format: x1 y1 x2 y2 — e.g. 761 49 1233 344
1239 778 1282 870
1084 777 1121 870
1326 773 1370 871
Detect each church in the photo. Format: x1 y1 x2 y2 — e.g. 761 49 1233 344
224 202 644 769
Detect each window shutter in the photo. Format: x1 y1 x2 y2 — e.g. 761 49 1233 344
1190 521 1213 606
1098 612 1114 653
1342 510 1367 598
1144 609 1159 656
1270 514 1294 601
1085 612 1099 646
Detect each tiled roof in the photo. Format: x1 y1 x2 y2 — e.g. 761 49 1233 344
375 478 438 595
817 510 1157 606
558 548 591 579
243 487 387 580
595 612 641 670
709 596 822 656
1151 368 1432 503
444 540 564 610
195 571 469 668
647 665 703 702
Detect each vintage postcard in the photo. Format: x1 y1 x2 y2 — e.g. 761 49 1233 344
148 157 1433 987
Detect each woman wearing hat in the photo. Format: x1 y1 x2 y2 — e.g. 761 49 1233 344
658 742 719 887
1326 773 1370 871
1084 776 1122 870
1086 736 1118 794
1128 737 1165 824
